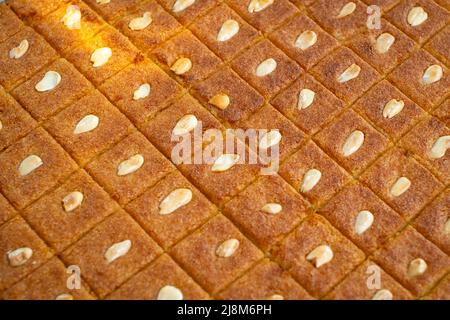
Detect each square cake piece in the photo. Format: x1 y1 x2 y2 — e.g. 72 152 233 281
0 128 77 209
388 50 450 110
142 94 224 159
66 27 141 85
352 80 424 141
413 189 449 255
273 214 365 297
373 226 450 296
61 210 162 298
314 109 390 175
309 0 368 40
360 147 444 220
152 30 222 85
34 0 106 53
126 170 218 249
0 4 23 43
171 214 264 294
2 257 94 300
23 170 118 252
99 59 182 124
11 58 93 121
114 1 182 53
279 141 352 207
320 183 405 254
231 39 302 98
218 259 312 300
310 47 381 104
271 74 345 135
0 216 53 291
326 260 413 300
400 116 450 183
223 175 310 251
44 90 133 165
269 13 338 70
227 0 299 33
386 0 450 44
0 27 58 91
107 254 210 300
190 3 259 61
85 132 174 205
191 67 264 124
347 19 417 75
0 88 37 151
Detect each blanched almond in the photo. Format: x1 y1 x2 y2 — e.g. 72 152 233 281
429 135 450 159
217 20 239 42
105 240 131 263
9 39 29 59
301 169 321 193
159 188 193 215
407 7 428 27
19 155 43 176
55 293 74 300
337 63 361 83
96 0 110 4
7 247 33 266
342 130 364 157
298 88 315 110
216 239 239 257
62 191 83 212
133 83 151 100
172 114 198 136
375 33 395 54
372 289 393 300
211 154 240 172
209 93 230 110
268 294 284 300
390 177 411 197
408 258 427 277
117 154 144 176
35 71 61 92
306 245 333 268
354 210 374 235
256 58 277 77
383 99 404 119
128 12 152 31
73 114 99 134
248 0 274 13
62 5 81 30
295 30 317 51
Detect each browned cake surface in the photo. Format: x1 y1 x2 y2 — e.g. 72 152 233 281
0 0 449 300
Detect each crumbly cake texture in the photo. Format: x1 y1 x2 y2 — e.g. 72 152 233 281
0 0 448 301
